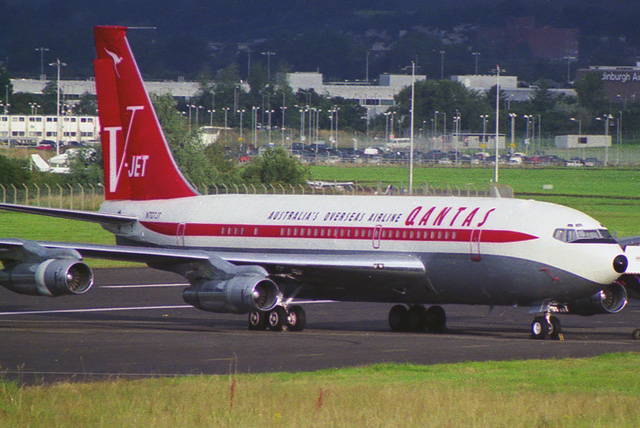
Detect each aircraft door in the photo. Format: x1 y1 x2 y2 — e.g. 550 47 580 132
372 225 382 249
176 223 186 247
470 229 482 261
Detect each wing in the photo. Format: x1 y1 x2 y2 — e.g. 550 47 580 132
1 238 428 302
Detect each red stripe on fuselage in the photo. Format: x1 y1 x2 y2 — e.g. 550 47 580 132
139 221 538 243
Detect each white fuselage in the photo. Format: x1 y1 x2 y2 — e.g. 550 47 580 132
100 194 624 306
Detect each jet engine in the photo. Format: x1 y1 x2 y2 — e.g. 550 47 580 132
183 276 280 314
567 282 628 316
0 259 94 297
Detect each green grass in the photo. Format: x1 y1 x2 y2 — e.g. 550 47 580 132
1 353 639 427
308 165 640 237
0 210 143 268
309 164 640 197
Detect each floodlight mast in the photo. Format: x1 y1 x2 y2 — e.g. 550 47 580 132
493 65 504 183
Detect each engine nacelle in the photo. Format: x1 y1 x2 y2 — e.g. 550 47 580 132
0 259 94 297
183 276 280 314
567 282 628 316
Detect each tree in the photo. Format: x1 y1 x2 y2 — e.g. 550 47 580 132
241 147 307 185
0 67 12 111
0 155 29 185
575 71 606 113
74 92 98 115
151 93 219 186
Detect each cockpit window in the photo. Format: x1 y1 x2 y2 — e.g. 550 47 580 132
553 228 615 243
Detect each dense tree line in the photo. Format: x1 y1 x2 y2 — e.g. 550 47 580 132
2 0 640 84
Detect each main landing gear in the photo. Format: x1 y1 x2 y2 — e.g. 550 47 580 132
531 314 563 340
248 305 306 332
388 304 447 333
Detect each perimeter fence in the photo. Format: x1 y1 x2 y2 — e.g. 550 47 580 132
0 181 512 211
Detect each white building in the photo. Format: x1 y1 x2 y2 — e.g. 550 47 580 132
11 78 200 99
0 114 100 146
282 72 427 117
451 74 576 102
555 134 611 149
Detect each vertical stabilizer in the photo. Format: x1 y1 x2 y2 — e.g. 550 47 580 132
93 26 198 201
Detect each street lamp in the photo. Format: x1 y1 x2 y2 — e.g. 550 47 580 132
261 51 276 84
492 65 505 183
222 107 230 141
570 117 581 135
237 109 246 141
472 52 481 75
439 50 445 79
480 114 489 145
49 58 66 155
251 106 260 147
35 47 49 80
509 113 517 154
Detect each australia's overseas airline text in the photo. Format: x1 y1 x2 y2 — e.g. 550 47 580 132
266 205 496 228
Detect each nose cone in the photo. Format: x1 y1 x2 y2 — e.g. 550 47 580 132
613 255 628 274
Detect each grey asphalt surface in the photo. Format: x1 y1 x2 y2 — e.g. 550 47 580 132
1 267 639 384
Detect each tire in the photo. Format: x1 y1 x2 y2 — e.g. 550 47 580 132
388 305 409 332
549 316 563 340
407 305 428 332
248 310 267 330
425 305 446 332
287 305 307 332
267 307 288 331
531 316 551 340
632 329 640 340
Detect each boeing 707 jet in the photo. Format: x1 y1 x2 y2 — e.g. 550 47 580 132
0 26 633 339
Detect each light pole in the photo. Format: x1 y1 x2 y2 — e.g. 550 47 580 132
509 113 517 154
472 52 481 75
480 114 489 146
222 107 230 141
408 61 416 194
49 58 66 155
492 65 505 183
439 50 445 79
261 51 276 85
281 92 287 147
267 109 274 146
564 56 576 85
237 109 245 142
570 117 581 135
252 106 260 147
35 47 49 80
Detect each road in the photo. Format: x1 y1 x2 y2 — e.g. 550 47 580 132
1 267 639 384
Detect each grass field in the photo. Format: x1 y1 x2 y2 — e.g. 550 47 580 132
2 167 640 426
1 353 639 427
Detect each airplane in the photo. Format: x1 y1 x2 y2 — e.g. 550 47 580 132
0 25 634 340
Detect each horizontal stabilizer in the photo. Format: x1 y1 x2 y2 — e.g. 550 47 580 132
0 203 136 225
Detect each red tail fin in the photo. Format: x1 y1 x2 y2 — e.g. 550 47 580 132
94 26 197 201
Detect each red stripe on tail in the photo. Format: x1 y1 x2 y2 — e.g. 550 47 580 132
94 26 198 201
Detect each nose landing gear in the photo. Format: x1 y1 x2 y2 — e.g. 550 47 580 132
531 314 563 340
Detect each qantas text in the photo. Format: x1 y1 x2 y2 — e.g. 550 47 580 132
267 206 496 228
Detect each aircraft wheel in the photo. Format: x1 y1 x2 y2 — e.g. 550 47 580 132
632 329 640 340
287 305 306 332
549 316 563 341
267 307 288 331
248 310 268 330
407 305 428 332
531 316 551 340
388 305 409 332
425 305 446 332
